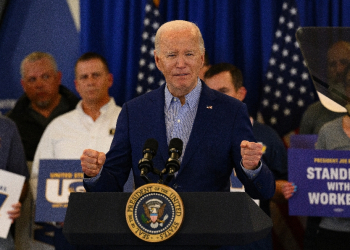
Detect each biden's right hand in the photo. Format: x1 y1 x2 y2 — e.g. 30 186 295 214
81 149 106 177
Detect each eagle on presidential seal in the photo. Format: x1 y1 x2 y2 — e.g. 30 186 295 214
142 198 168 228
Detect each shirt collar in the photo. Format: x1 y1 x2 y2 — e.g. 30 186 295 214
76 97 115 115
100 97 115 114
164 78 202 110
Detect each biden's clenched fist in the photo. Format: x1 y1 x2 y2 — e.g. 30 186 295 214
240 140 263 170
80 149 106 177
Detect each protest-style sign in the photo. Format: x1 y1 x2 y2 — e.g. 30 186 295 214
290 134 317 149
288 148 350 217
35 160 84 222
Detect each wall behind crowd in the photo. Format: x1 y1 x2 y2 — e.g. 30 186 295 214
0 0 80 114
1 0 350 116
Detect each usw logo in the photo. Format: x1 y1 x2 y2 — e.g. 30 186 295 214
45 179 85 203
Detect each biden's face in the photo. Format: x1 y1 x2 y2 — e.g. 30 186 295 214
154 28 204 100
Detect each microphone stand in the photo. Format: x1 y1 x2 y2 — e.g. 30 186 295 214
164 171 175 186
140 170 153 184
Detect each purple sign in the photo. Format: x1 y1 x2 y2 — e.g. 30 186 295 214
288 148 350 217
289 134 318 149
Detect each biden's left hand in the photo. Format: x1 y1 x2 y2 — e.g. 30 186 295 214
240 140 263 170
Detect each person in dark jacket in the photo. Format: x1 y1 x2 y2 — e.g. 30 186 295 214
7 51 80 162
6 51 79 250
205 63 288 250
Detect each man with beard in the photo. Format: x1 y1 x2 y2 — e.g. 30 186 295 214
7 52 79 250
7 52 80 162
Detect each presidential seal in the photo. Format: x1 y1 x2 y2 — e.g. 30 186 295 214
125 183 184 242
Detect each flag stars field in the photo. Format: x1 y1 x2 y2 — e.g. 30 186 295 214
136 0 165 95
259 0 315 136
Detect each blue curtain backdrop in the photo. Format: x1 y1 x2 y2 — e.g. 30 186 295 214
0 0 79 101
81 0 350 116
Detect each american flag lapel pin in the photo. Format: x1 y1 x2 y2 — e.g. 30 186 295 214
206 105 213 109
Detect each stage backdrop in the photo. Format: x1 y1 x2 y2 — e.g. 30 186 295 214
1 0 350 118
79 0 350 119
0 0 80 114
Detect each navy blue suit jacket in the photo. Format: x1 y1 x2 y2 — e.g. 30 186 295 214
85 82 275 200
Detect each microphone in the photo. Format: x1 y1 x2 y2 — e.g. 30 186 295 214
164 138 183 184
138 138 158 183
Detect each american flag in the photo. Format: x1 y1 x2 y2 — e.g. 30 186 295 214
259 0 315 137
136 0 165 96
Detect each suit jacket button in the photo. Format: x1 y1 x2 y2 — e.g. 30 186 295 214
173 183 178 189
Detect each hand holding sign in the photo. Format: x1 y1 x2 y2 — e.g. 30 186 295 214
7 202 21 223
282 182 297 200
81 149 106 177
0 169 25 238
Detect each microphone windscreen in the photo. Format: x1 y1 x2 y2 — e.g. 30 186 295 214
169 138 183 156
143 138 158 154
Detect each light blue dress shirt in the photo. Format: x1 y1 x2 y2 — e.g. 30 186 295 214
164 79 202 161
164 79 261 179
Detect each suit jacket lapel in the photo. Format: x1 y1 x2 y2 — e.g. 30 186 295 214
148 84 169 163
179 83 217 173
